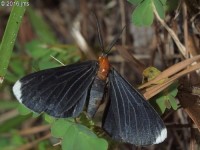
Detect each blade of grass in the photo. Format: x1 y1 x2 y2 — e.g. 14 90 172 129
0 0 29 83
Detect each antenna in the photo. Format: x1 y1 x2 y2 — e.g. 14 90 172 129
92 12 105 53
92 12 126 55
105 25 126 54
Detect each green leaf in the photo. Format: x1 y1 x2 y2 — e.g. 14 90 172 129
0 101 19 110
0 114 31 133
142 66 161 82
153 0 165 19
62 125 78 150
165 0 179 12
168 95 178 110
17 104 39 117
25 40 51 59
32 112 40 118
131 0 154 26
26 7 57 43
44 114 55 123
4 71 18 83
0 131 26 150
168 83 178 97
0 137 9 148
127 0 143 5
25 40 62 70
38 141 49 150
25 40 80 70
76 124 97 138
88 137 108 150
153 95 166 114
51 119 72 138
150 82 179 114
10 133 25 146
62 125 108 150
37 59 60 70
9 59 25 77
159 0 167 5
5 58 26 83
17 104 32 116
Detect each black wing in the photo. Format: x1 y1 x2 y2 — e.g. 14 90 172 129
103 68 167 146
13 61 98 118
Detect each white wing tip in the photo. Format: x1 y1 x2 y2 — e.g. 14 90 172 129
153 128 167 144
13 80 23 103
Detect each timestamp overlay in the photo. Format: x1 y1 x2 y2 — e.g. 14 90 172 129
0 0 29 7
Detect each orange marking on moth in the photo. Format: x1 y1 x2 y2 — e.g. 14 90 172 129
97 56 110 80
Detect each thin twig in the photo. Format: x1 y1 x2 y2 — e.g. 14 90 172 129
0 109 19 124
17 133 51 150
71 17 97 60
183 2 189 58
152 3 187 57
19 124 50 136
143 62 200 99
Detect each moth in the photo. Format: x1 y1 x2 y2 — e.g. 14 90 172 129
12 19 167 146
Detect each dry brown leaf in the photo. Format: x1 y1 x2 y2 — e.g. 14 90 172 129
144 80 174 100
178 92 200 132
139 55 200 90
143 62 200 99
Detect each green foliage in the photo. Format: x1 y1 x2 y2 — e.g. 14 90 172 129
0 101 18 110
0 130 49 150
143 66 160 81
17 104 32 116
0 114 31 133
17 104 39 117
78 112 95 129
153 0 165 19
127 0 143 5
51 119 108 150
27 7 57 44
0 132 26 150
150 82 179 114
5 5 80 82
51 119 72 138
165 0 180 12
131 0 154 26
5 57 26 83
38 141 50 150
44 114 56 123
10 133 26 147
142 66 179 114
128 0 166 26
25 40 80 70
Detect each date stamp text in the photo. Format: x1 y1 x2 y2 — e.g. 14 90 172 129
1 1 29 7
